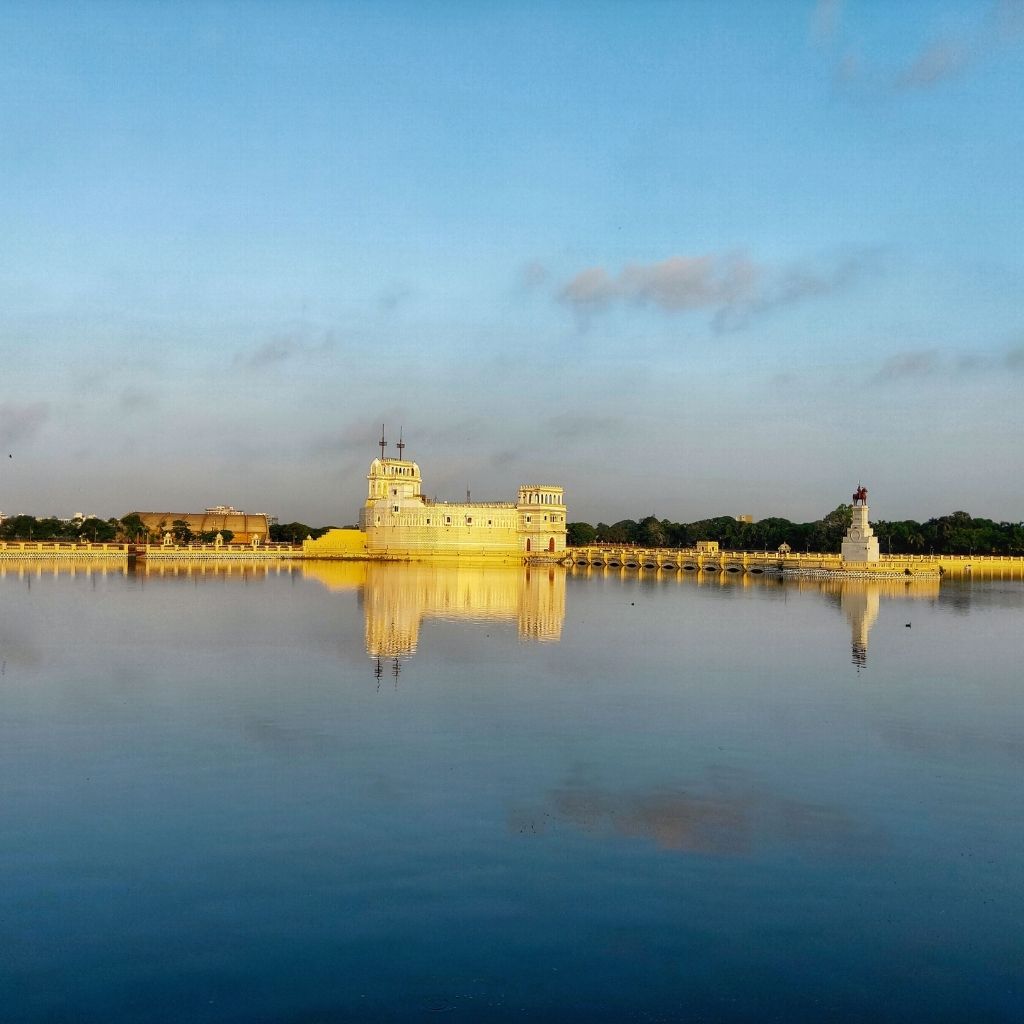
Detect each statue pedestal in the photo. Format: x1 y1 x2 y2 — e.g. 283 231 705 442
842 504 880 563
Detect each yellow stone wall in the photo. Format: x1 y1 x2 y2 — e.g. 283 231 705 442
302 528 368 559
363 499 523 558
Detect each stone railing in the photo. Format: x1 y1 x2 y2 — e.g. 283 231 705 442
0 542 130 560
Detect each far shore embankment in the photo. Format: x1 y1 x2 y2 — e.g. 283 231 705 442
1 541 1022 578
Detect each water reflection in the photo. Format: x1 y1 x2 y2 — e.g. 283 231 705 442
792 577 940 667
302 562 566 664
0 560 130 581
0 559 951 670
519 773 877 857
1 560 1022 1023
569 565 944 667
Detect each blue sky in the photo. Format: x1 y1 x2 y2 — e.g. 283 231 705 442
1 0 1022 525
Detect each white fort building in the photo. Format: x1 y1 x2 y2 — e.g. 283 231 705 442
305 435 567 562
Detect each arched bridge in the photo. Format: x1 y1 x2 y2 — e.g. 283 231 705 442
569 545 811 574
566 545 1009 577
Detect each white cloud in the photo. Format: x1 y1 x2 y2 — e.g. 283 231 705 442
896 40 970 90
811 0 843 46
233 328 336 370
558 250 877 332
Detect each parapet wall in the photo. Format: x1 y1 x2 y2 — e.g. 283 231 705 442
0 542 128 561
303 529 368 559
567 546 1024 578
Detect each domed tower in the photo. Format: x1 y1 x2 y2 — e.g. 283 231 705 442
365 456 422 501
360 456 423 526
359 426 424 532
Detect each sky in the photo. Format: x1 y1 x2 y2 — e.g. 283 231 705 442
1 0 1022 526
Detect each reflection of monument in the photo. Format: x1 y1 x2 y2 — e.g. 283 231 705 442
301 562 566 661
809 577 940 666
840 581 880 667
841 485 880 564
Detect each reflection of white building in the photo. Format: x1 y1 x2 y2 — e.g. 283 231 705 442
301 561 566 660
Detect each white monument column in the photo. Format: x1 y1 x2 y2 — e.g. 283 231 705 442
841 494 880 563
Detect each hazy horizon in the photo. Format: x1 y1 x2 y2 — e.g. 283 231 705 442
2 2 1022 526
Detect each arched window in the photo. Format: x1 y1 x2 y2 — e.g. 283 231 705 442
526 538 531 552
548 537 555 552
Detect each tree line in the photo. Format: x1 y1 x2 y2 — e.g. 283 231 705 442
0 514 240 545
0 514 340 545
268 522 337 543
1 515 125 543
567 507 1024 556
5 509 1020 555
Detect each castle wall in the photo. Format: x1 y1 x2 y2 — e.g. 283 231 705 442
364 501 524 558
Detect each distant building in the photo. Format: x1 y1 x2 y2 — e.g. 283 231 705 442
736 514 753 523
128 510 270 544
204 505 278 527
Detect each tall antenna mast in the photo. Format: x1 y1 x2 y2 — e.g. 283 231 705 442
378 424 387 460
396 426 405 460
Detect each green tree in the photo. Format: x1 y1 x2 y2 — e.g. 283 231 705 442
806 504 853 552
601 519 638 544
271 521 313 543
33 517 70 540
566 522 596 546
271 521 334 543
119 513 147 542
637 516 667 547
170 519 193 544
0 514 39 540
78 517 117 542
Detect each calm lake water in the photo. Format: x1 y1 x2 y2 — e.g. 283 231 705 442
2 562 1022 1023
